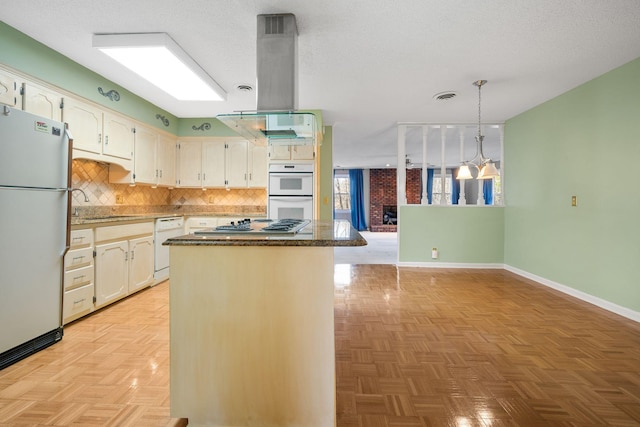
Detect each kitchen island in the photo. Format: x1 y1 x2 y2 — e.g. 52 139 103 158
164 220 366 427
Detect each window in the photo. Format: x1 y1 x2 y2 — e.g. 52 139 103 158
334 173 351 210
432 174 452 205
493 175 502 205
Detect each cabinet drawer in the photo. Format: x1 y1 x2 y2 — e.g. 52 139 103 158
64 264 94 291
95 221 154 242
70 228 93 249
63 283 94 324
64 246 93 271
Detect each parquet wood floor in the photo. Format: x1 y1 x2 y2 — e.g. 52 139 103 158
1 265 639 426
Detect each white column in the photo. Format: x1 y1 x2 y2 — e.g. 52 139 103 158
477 181 485 205
458 127 466 205
499 124 504 206
421 125 429 205
397 125 407 206
440 125 447 205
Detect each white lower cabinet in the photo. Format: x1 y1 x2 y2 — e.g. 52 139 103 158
128 236 154 293
94 222 155 308
95 240 129 306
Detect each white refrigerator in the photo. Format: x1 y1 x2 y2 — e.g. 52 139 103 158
0 106 71 370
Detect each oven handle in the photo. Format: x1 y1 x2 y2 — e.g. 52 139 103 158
269 173 313 178
269 196 313 201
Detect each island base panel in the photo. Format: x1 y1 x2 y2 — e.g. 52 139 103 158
170 245 336 427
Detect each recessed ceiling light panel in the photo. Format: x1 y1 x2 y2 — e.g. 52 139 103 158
93 33 226 101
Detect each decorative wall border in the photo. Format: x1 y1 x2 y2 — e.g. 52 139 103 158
97 87 120 101
156 114 170 127
192 122 212 131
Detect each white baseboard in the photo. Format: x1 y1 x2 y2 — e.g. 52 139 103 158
505 264 640 323
397 261 504 269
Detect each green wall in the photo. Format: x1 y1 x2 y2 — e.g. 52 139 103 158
504 57 640 312
318 126 333 221
399 206 504 264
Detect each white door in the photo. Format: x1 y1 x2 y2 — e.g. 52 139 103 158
157 134 176 187
133 125 157 184
202 140 226 187
248 145 268 188
0 70 17 107
226 140 248 188
129 236 154 293
64 98 103 154
103 112 134 160
95 241 128 306
177 140 202 187
22 82 63 121
291 145 314 160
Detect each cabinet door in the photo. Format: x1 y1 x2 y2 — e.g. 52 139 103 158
129 236 154 293
22 82 63 121
64 97 103 154
133 125 157 185
157 134 176 187
269 145 291 160
202 141 226 187
177 140 202 187
248 144 268 188
103 112 134 160
95 240 128 306
0 70 18 107
291 145 315 160
226 140 248 188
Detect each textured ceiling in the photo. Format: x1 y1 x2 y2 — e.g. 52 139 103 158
2 0 640 168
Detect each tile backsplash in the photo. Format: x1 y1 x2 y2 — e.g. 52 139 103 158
71 159 267 215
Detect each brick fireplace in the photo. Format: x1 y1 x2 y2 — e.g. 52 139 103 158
369 168 422 232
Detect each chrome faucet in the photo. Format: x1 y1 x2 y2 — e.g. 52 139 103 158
70 188 90 216
70 188 90 202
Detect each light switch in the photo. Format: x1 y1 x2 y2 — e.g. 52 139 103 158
571 195 577 207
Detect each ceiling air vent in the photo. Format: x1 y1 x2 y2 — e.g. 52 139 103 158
264 15 285 35
433 91 457 101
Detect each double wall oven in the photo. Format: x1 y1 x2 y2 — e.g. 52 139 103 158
268 163 314 220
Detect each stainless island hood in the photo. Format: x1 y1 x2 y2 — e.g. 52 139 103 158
217 14 319 146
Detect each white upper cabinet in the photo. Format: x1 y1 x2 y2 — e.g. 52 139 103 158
157 133 176 187
0 69 18 107
131 125 157 185
64 97 103 154
64 97 134 170
176 140 203 187
225 140 248 188
268 144 315 161
202 140 226 187
21 82 63 121
177 138 258 189
102 112 134 160
248 144 268 188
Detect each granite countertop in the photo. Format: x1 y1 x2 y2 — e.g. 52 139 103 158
163 220 367 247
70 212 267 226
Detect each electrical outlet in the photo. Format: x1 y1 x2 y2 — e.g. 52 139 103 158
208 195 215 204
115 194 123 204
571 195 577 207
431 248 438 259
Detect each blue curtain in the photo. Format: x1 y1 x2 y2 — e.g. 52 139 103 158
451 169 460 205
483 179 493 205
349 169 367 231
426 168 434 204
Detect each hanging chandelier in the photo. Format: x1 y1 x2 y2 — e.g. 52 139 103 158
456 80 499 180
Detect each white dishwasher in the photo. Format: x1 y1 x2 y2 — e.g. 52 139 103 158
154 217 184 283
